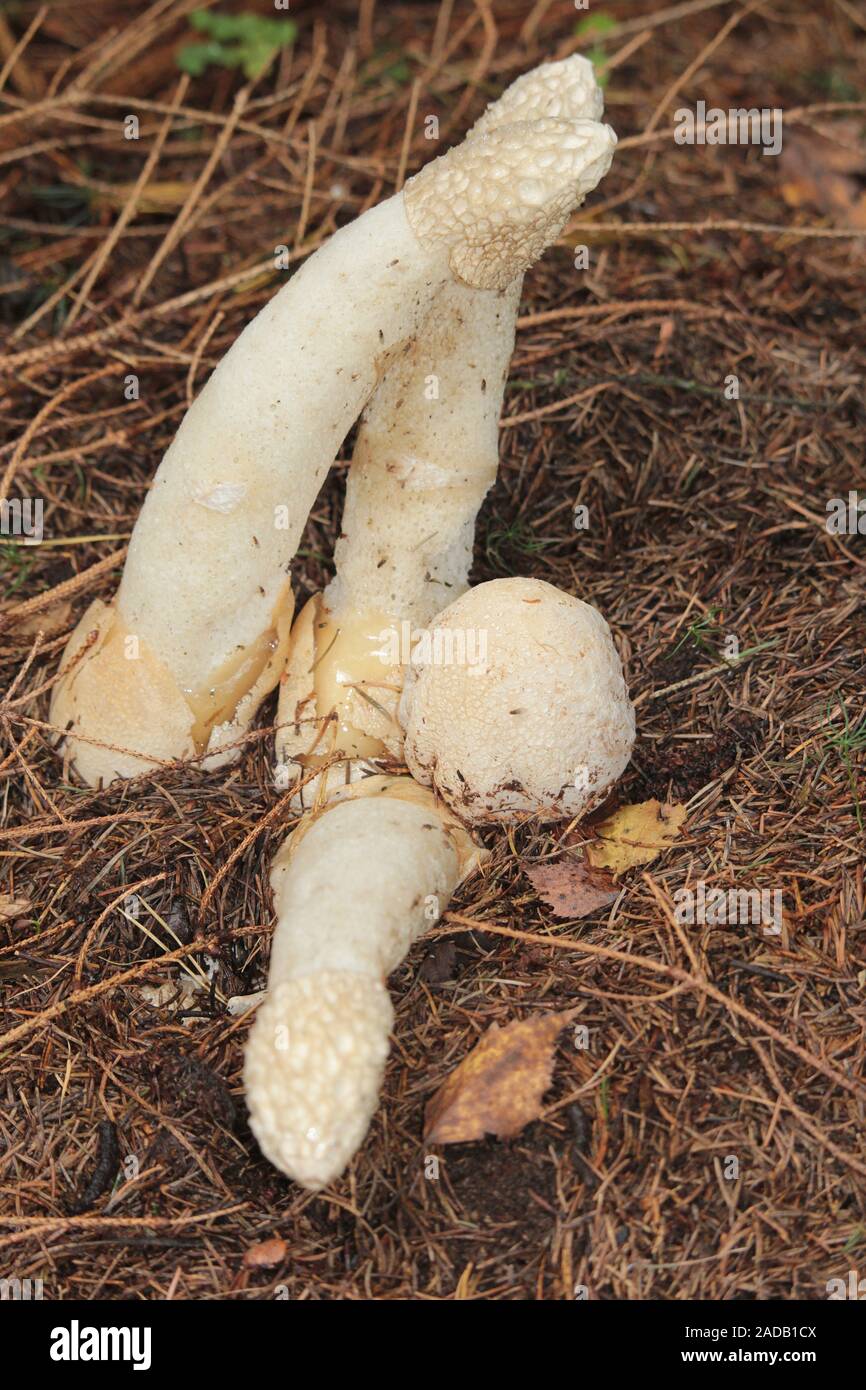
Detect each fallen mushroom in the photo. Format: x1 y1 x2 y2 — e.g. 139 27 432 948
51 116 600 785
245 575 633 1188
275 60 615 802
244 774 484 1190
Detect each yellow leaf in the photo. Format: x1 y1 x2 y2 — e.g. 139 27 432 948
424 1009 577 1144
92 181 191 214
586 799 687 875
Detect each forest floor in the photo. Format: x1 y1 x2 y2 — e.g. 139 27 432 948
0 0 864 1300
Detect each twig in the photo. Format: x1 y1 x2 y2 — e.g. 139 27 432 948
64 73 190 332
0 549 127 629
440 908 866 1104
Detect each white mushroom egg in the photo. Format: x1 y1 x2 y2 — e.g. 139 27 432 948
400 577 635 823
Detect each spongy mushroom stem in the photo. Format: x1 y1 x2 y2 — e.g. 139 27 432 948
51 118 593 787
275 62 616 801
325 277 523 631
331 59 610 630
244 776 483 1190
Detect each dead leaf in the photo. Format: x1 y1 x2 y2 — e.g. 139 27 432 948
419 939 458 984
0 961 35 983
16 600 72 638
586 799 687 875
789 121 866 178
242 1237 287 1269
92 180 192 215
780 129 866 229
0 893 32 921
526 859 617 919
424 1010 577 1144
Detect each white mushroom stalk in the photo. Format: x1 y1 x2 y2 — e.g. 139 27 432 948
275 62 616 804
246 575 633 1188
335 58 607 625
51 118 595 786
244 775 484 1190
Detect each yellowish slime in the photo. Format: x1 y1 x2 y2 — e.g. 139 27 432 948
183 628 280 753
294 597 403 759
182 580 294 754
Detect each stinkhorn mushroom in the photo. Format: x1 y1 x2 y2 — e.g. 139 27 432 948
244 775 484 1190
275 60 615 803
51 115 601 785
245 576 633 1188
335 59 607 626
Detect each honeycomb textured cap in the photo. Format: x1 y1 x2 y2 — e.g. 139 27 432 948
469 55 604 136
401 577 635 824
404 118 617 290
244 972 394 1190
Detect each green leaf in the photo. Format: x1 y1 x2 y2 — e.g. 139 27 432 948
190 9 296 43
177 40 228 77
190 10 250 40
178 11 296 79
574 11 618 36
383 57 411 85
589 48 610 86
241 37 278 80
574 12 616 85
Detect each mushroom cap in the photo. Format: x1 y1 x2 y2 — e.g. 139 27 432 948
400 577 635 824
469 55 604 136
244 972 394 1191
404 117 617 291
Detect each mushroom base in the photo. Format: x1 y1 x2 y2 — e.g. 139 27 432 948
51 579 294 786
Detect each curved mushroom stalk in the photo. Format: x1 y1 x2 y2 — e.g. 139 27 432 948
275 61 615 805
51 119 588 787
244 775 484 1190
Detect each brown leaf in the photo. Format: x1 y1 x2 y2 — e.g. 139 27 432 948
586 799 687 875
526 859 617 919
424 1010 577 1144
791 122 866 178
92 180 193 215
779 129 866 227
0 893 32 921
242 1237 287 1269
17 600 73 638
419 939 458 984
